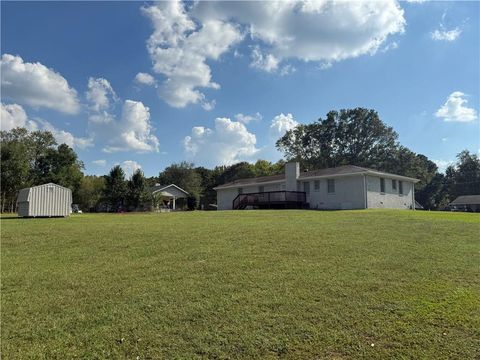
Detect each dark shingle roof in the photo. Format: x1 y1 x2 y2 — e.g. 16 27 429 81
299 165 369 178
214 164 419 190
449 195 480 205
215 174 285 189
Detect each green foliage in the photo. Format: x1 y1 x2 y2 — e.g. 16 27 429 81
103 165 128 211
77 176 106 211
444 150 480 199
276 108 399 170
158 161 203 204
0 128 83 212
2 210 479 358
127 169 150 210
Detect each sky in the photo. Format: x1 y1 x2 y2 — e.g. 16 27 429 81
1 0 479 177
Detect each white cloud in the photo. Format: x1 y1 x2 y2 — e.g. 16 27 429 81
1 102 38 131
381 41 399 53
430 27 462 42
269 113 299 137
234 112 262 124
38 119 93 149
120 160 142 177
92 159 107 167
183 117 259 167
89 99 160 153
250 46 280 73
1 103 92 149
435 92 477 122
433 159 454 173
134 72 156 87
86 77 117 111
141 1 243 108
193 1 405 69
0 54 80 114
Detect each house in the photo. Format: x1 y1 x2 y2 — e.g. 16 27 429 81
214 162 419 210
448 195 480 212
17 183 72 217
149 184 189 210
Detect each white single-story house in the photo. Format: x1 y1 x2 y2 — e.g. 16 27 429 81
17 183 72 217
149 184 189 210
214 162 419 210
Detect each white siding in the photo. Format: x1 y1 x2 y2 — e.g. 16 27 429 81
216 182 282 210
304 175 365 210
17 183 72 217
366 175 414 209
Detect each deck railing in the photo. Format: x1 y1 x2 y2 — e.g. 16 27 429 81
232 191 306 209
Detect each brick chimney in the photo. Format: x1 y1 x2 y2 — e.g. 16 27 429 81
285 161 299 191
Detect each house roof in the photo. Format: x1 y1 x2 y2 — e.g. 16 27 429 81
149 184 189 196
214 165 419 190
449 195 480 206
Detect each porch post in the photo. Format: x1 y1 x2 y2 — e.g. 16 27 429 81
173 197 176 210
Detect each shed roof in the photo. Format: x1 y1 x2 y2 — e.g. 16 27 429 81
449 195 480 206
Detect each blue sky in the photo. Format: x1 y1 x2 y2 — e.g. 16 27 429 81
1 1 479 177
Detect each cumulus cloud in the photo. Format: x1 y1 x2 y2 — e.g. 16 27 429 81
0 54 80 114
92 159 107 167
1 102 38 131
431 27 461 42
435 92 477 122
269 113 299 137
193 1 405 69
120 160 142 177
183 117 259 167
1 103 92 149
141 1 243 108
134 72 156 86
430 12 463 42
89 99 160 153
234 112 262 124
85 77 160 153
86 77 117 111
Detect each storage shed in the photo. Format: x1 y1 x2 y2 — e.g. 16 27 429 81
17 183 72 217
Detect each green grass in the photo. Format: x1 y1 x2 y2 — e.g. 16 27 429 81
1 210 479 359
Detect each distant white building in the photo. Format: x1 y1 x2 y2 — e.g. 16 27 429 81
214 162 419 210
17 183 72 217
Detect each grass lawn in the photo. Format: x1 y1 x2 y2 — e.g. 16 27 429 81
1 210 479 359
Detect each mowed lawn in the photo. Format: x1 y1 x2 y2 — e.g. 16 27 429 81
1 210 479 359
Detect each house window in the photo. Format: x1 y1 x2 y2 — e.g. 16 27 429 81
259 185 264 193
380 178 385 193
327 179 335 194
314 180 320 191
281 183 286 191
392 179 397 191
238 188 243 195
399 181 403 195
303 181 310 194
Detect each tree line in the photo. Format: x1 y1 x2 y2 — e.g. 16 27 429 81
1 108 479 212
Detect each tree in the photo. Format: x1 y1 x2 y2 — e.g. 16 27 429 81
444 150 480 199
127 169 149 210
158 162 202 206
104 166 128 211
77 176 106 212
277 108 399 170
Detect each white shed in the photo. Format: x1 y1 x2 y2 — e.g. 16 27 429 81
17 183 72 217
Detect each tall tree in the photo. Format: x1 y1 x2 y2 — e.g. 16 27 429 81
445 150 480 199
127 169 149 210
77 176 106 212
158 162 202 203
104 165 128 211
277 108 399 170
